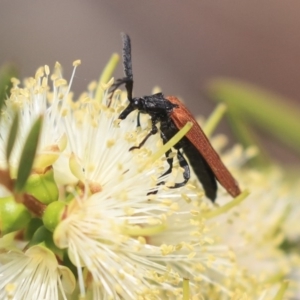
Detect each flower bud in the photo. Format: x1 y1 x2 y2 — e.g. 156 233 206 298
25 167 59 204
42 201 67 232
0 196 31 235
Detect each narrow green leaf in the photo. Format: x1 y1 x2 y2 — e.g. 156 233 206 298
0 64 18 115
203 103 227 138
6 111 19 162
273 280 289 300
226 108 269 167
28 225 64 260
207 78 300 155
95 53 120 102
15 116 43 192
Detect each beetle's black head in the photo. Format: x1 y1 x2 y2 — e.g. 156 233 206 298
118 97 143 120
119 93 175 120
131 97 145 110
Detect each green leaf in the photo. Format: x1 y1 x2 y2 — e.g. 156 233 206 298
6 111 19 162
273 280 289 300
207 78 300 155
226 107 269 167
203 103 227 137
0 64 18 116
15 115 43 192
28 225 64 260
62 251 77 280
24 217 43 240
95 53 120 102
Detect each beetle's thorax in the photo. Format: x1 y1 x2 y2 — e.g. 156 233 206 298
132 93 177 117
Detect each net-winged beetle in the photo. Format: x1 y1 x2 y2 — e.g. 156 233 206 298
110 33 241 202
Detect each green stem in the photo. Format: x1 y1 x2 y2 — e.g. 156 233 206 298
182 278 190 300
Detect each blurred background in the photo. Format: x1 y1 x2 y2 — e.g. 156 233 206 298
0 0 299 164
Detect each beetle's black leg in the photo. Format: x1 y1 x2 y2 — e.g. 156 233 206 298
146 147 172 196
108 77 133 107
157 148 190 188
129 118 158 151
147 129 190 195
147 141 173 195
170 149 190 188
110 77 130 93
108 33 134 107
159 129 190 187
147 149 190 195
137 112 141 127
159 148 174 178
157 131 174 178
129 127 157 151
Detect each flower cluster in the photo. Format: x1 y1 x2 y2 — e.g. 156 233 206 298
0 60 298 300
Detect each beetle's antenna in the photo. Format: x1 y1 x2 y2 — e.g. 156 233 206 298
108 33 134 106
121 34 133 81
121 33 133 101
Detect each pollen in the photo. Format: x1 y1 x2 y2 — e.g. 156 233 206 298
73 60 81 67
160 244 175 256
203 237 214 244
44 65 50 75
55 78 68 87
188 252 196 259
181 193 192 203
147 217 161 225
190 210 199 216
11 77 20 86
174 243 183 251
100 81 112 91
20 89 29 98
61 108 68 117
88 80 97 92
116 103 125 114
35 66 45 79
118 190 128 201
106 139 116 148
42 76 48 88
170 202 179 211
195 263 206 272
5 283 16 297
54 61 61 68
138 236 146 244
124 131 137 143
89 182 102 194
194 276 203 282
124 207 136 217
161 199 172 206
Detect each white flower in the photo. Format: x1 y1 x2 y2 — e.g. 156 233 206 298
53 184 242 299
1 60 295 300
197 134 299 297
58 83 162 189
0 245 75 300
0 62 79 174
39 63 242 299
